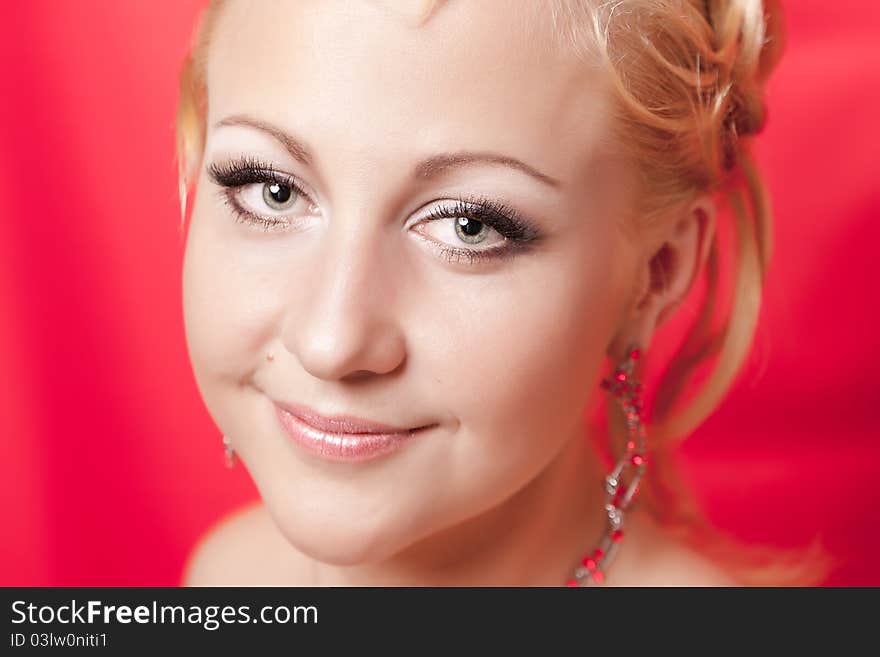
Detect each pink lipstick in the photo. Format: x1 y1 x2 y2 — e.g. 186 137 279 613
274 402 434 463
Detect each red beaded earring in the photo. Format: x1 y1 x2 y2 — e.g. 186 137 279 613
566 343 647 586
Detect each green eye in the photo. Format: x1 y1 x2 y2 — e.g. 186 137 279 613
454 216 490 245
263 182 296 210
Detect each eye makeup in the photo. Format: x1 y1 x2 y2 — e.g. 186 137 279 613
413 196 546 265
205 154 548 265
207 155 311 231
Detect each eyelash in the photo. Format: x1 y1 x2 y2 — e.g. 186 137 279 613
207 156 310 231
205 156 544 265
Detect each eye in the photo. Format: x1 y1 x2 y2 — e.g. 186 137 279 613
262 182 297 211
236 180 305 216
206 156 316 231
411 196 544 266
421 213 506 250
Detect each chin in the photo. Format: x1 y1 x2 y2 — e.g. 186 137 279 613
271 507 419 567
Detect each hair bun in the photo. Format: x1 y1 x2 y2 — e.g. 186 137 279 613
702 0 785 169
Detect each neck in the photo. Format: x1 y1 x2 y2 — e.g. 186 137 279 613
312 417 610 586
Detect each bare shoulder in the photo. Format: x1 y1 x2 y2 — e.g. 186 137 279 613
606 510 741 587
644 543 741 587
182 501 306 586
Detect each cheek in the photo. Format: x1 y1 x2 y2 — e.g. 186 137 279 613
420 239 623 478
181 202 291 411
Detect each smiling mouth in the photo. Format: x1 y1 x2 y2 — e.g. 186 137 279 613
274 400 432 434
274 404 436 463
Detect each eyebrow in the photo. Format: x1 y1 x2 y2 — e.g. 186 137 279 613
213 114 562 189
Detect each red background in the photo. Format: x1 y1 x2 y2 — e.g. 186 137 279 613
1 1 877 586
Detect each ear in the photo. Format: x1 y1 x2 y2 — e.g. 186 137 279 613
608 195 716 362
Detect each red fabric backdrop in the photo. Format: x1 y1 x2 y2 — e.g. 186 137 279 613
1 1 877 586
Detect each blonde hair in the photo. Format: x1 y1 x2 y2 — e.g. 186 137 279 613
176 0 835 584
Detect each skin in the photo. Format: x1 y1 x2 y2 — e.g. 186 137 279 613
181 0 722 586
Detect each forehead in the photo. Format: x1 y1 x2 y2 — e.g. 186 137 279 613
206 0 609 183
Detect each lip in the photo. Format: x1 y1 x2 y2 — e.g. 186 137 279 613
275 400 430 434
274 402 435 463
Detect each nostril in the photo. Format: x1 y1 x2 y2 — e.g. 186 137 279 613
343 370 374 382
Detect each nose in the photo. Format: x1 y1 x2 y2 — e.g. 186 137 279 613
280 209 407 382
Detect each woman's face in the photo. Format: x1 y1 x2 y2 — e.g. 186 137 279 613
183 0 641 565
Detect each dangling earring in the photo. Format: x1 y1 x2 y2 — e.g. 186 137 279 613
566 342 647 586
222 434 237 469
